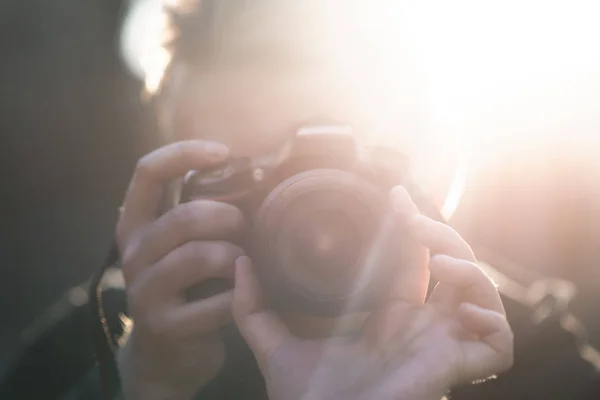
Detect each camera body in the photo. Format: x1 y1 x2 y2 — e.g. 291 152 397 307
181 127 415 316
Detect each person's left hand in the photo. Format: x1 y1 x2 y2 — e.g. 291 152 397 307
232 186 514 400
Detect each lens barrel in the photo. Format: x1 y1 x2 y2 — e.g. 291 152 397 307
251 169 405 316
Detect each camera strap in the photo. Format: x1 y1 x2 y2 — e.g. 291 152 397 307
89 241 122 400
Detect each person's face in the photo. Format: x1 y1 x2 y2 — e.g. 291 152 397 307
159 0 383 156
162 63 374 156
159 60 378 337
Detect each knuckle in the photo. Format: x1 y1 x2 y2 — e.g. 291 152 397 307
172 201 208 230
151 249 191 288
207 242 241 268
145 313 173 339
166 241 241 281
196 200 243 230
172 200 245 235
134 155 155 178
178 241 210 266
171 140 216 168
173 141 194 162
153 242 211 288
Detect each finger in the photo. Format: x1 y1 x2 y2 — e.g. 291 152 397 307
167 291 234 337
405 214 475 262
430 255 504 314
232 256 294 371
458 303 514 382
458 303 508 338
135 241 245 304
427 282 459 310
386 186 430 304
117 140 230 249
460 341 514 384
123 200 244 282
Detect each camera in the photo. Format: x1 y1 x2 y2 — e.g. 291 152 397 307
180 126 418 317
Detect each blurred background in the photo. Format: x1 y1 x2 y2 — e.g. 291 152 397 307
0 0 599 399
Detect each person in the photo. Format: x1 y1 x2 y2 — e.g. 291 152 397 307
111 1 514 399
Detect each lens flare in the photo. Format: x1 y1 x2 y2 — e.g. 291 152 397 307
120 0 600 216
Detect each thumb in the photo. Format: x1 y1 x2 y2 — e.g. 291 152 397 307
233 256 294 371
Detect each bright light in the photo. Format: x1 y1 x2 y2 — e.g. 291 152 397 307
119 0 600 217
398 0 600 217
120 0 171 93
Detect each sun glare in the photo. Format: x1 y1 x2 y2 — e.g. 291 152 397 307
120 0 600 217
120 0 171 94
392 0 600 217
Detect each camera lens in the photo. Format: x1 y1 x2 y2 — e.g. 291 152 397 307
252 169 401 316
288 209 364 277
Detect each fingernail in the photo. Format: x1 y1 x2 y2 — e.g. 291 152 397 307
234 256 251 286
236 256 252 268
205 142 230 158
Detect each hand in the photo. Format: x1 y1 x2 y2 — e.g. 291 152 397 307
233 186 514 400
115 141 246 400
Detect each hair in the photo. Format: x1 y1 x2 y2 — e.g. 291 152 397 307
147 0 429 151
147 0 398 97
149 0 332 98
161 0 248 68
146 0 232 99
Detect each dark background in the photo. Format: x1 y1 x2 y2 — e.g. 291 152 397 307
0 0 154 360
0 0 599 399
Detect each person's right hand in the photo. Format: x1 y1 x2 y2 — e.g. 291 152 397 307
114 141 245 400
